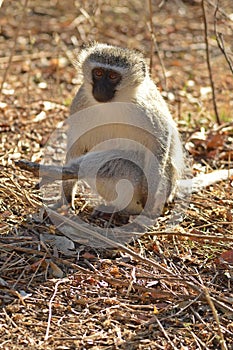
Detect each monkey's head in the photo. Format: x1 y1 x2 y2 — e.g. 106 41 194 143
77 43 149 103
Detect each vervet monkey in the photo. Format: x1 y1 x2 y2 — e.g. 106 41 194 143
16 43 233 218
61 43 185 216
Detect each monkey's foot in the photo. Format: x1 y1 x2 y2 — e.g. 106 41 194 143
91 205 130 225
45 200 75 214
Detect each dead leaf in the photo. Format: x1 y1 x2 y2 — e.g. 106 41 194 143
206 132 225 150
81 252 96 260
206 149 218 158
220 150 233 161
219 250 233 264
33 111 47 123
109 266 122 278
49 261 64 278
30 258 47 271
40 233 75 256
200 86 211 98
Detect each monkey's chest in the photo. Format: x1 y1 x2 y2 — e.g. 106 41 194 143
84 124 148 150
66 102 162 156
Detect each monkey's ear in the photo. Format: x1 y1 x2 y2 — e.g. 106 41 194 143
82 41 98 50
72 43 93 70
74 41 105 70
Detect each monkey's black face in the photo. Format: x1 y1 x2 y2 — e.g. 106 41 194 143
92 67 122 102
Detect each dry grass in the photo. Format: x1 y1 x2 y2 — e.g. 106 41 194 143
0 1 233 349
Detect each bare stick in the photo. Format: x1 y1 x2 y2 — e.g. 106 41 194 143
148 0 154 74
214 1 233 75
44 278 69 341
154 316 178 350
149 230 233 242
206 0 233 21
201 0 221 125
148 0 167 89
204 288 228 350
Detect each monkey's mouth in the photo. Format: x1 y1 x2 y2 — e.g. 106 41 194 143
94 96 114 103
92 87 116 103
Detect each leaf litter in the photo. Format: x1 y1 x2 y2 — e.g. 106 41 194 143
0 1 233 349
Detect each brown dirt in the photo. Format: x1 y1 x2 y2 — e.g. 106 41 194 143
0 1 233 349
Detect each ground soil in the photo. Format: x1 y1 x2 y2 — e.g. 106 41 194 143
0 1 233 349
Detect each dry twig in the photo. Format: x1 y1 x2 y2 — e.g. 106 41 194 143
214 1 233 75
149 230 233 242
154 316 178 350
204 288 228 350
147 0 167 89
201 0 221 125
44 278 69 341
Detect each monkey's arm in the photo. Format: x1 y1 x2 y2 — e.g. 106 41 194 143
15 150 140 183
15 160 79 181
16 159 233 192
15 150 143 183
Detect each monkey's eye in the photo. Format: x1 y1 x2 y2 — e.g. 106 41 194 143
108 71 121 82
93 68 104 79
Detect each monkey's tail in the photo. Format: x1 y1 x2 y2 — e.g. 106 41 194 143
178 169 233 193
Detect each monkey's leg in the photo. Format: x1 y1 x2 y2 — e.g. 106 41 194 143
91 204 130 225
60 143 85 208
17 150 149 214
16 151 167 216
62 150 147 214
61 180 78 209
